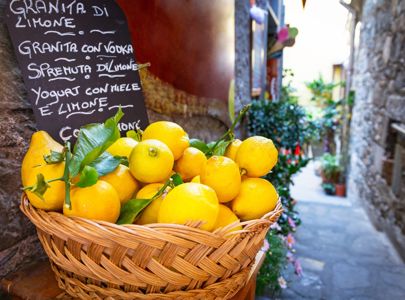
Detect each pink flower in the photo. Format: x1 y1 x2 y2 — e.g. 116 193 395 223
294 259 303 277
277 27 289 43
288 217 296 229
286 233 295 248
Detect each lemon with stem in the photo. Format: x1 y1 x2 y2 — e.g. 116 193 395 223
142 121 189 160
235 136 278 177
64 180 120 223
25 162 65 211
129 139 174 183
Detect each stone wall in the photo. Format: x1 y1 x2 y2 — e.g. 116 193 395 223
349 0 405 258
0 0 46 278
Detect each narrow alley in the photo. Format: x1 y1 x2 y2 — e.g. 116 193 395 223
277 163 405 299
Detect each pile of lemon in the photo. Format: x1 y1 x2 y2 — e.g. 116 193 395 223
22 121 278 232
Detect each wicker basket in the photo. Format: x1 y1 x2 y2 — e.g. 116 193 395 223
20 194 283 300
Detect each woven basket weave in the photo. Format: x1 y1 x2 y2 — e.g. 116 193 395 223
20 194 283 300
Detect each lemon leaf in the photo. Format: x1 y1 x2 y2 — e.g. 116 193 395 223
89 152 122 176
171 173 183 186
117 198 152 225
212 140 232 156
70 107 124 177
75 165 99 188
119 156 129 167
28 173 50 200
190 139 209 153
44 150 65 164
126 129 143 142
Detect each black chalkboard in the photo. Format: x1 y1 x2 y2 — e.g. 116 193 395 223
5 0 149 143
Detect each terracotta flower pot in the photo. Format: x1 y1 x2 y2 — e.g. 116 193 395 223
335 183 346 197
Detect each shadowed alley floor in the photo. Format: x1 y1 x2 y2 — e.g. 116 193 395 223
258 162 405 300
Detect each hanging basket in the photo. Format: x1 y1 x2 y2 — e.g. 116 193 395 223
20 194 283 300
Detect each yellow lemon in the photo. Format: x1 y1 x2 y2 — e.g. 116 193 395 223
191 175 200 183
213 204 242 232
100 164 139 204
224 139 242 161
21 131 63 186
232 178 278 221
26 162 65 211
158 183 219 231
174 147 207 181
235 136 278 177
64 180 120 223
106 137 138 158
142 121 189 160
129 139 174 183
136 183 170 225
200 156 241 203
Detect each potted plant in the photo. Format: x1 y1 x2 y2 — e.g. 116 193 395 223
320 153 342 195
321 183 336 195
335 180 346 197
320 154 341 182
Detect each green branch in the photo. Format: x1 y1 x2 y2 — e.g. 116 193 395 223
208 104 251 155
63 142 72 209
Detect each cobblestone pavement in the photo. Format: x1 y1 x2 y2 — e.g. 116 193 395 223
257 163 405 300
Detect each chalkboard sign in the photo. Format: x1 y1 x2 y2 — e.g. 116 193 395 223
5 0 149 143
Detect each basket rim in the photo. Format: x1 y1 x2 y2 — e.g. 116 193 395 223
20 193 283 238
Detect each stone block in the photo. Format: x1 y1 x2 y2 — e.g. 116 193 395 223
374 113 389 146
382 36 392 65
392 69 405 92
372 144 385 173
0 235 45 278
387 95 405 122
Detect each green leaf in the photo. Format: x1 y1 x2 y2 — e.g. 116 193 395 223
70 108 124 177
89 152 121 176
75 165 99 188
212 140 231 156
207 141 216 149
27 173 50 200
44 150 65 164
171 173 183 186
120 156 129 167
228 79 235 123
126 129 142 142
189 138 209 153
117 198 152 225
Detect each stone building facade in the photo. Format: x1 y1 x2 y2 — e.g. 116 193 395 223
349 0 405 258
